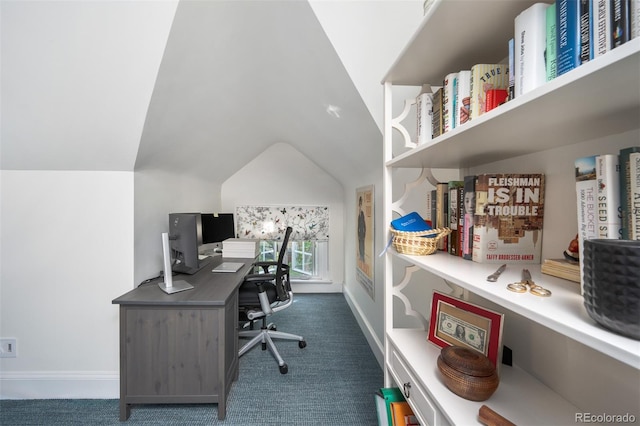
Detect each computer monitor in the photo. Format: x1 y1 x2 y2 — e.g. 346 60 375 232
168 213 207 275
201 213 235 250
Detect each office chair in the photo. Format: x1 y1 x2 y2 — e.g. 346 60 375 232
238 226 306 374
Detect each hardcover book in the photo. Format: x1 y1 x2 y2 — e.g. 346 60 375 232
557 0 582 75
442 72 458 133
547 2 558 80
632 0 640 39
619 146 640 239
595 153 621 239
515 2 549 97
628 151 640 239
456 70 471 126
432 88 443 138
469 64 509 120
448 181 464 256
462 175 476 260
575 155 598 288
541 258 581 282
436 182 449 251
416 84 434 145
579 0 593 63
472 174 545 264
592 0 611 57
611 0 630 47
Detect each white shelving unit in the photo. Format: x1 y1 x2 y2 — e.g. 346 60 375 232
382 1 640 425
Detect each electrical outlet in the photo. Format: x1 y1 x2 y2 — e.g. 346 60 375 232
0 338 17 358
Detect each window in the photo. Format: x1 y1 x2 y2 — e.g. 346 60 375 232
258 239 329 281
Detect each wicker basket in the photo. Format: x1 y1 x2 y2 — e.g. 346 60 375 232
437 346 499 401
389 226 451 256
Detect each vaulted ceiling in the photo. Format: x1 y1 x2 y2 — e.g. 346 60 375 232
1 0 422 186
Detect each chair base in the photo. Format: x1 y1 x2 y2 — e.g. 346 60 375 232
238 323 306 374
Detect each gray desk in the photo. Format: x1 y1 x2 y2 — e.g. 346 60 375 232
112 256 252 420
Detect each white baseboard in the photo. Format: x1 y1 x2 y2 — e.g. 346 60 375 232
342 287 384 368
0 372 119 399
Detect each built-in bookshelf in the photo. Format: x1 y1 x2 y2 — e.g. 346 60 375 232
382 1 640 425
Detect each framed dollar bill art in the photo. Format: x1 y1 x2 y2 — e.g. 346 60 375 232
428 291 504 368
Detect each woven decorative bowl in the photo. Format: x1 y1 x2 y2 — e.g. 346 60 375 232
389 226 451 256
437 346 499 401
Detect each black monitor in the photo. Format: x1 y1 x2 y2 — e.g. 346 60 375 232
168 213 207 275
201 213 236 249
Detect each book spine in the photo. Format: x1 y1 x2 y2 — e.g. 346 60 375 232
593 0 612 57
580 0 593 62
595 154 621 238
557 0 581 75
430 189 437 231
432 88 443 138
547 3 558 80
515 3 549 97
611 0 631 47
632 0 640 38
442 73 458 133
629 152 640 239
462 175 476 260
455 70 471 126
619 146 640 239
508 38 515 99
469 64 509 120
448 181 464 256
575 155 598 288
485 89 509 112
425 190 433 227
416 89 434 145
436 183 449 251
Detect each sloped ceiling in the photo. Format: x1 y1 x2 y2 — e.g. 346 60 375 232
135 0 381 185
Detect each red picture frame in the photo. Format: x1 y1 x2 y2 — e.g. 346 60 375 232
428 291 504 368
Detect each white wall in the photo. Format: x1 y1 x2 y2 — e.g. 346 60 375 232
222 142 344 293
0 170 133 398
133 169 221 286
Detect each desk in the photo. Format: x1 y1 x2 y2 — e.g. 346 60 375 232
112 256 252 420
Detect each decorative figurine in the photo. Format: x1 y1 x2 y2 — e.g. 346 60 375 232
563 234 580 262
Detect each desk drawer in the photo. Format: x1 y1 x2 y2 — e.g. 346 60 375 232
391 349 449 426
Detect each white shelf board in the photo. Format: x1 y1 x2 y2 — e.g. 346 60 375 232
392 250 640 369
383 0 541 86
387 328 582 426
387 39 640 169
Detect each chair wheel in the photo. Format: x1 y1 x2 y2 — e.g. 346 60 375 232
299 340 307 349
279 364 288 374
262 342 267 350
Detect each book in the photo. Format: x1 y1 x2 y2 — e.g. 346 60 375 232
379 388 405 426
575 155 598 289
557 0 582 75
442 72 458 133
374 392 387 426
472 174 545 264
595 154 621 238
611 0 631 47
416 84 434 145
430 189 437 230
436 182 449 251
456 70 471 126
469 64 509 120
629 151 640 239
547 3 558 81
485 89 509 112
462 175 476 260
448 180 464 256
508 38 515 99
432 87 443 138
592 0 612 57
580 0 593 63
515 2 549 97
619 146 640 239
541 258 581 282
390 401 416 426
632 0 640 39
425 190 433 228
391 211 431 232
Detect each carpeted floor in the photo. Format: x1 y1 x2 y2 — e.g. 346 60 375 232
0 293 383 425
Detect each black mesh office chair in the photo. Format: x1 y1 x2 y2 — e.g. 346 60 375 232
238 226 306 374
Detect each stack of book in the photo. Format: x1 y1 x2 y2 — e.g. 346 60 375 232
222 238 259 259
541 258 580 283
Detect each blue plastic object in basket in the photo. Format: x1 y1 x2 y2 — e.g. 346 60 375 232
390 212 435 237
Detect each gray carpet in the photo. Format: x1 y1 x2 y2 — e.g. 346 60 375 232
0 294 383 425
